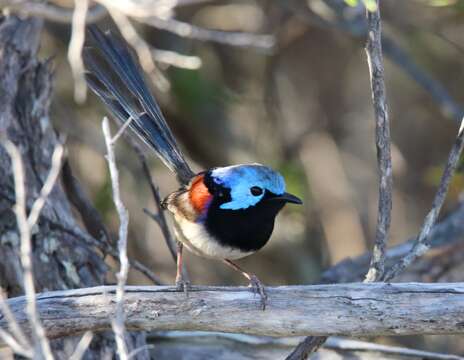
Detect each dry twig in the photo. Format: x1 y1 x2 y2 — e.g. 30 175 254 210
102 117 129 359
0 288 31 354
2 139 63 360
287 2 391 357
364 0 392 283
383 118 464 281
68 0 89 103
68 331 94 360
122 131 188 280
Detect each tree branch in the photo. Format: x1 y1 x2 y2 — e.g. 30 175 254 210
364 0 392 282
383 118 464 281
321 200 464 284
2 283 464 343
102 117 130 358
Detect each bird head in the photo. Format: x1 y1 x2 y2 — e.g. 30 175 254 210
183 164 303 252
188 164 302 218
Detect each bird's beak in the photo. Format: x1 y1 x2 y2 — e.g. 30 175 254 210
271 192 303 205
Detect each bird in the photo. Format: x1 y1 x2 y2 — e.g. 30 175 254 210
83 26 302 309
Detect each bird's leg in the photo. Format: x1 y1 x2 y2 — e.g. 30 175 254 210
223 259 267 310
175 241 189 294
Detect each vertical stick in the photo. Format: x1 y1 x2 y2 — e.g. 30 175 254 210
364 0 393 282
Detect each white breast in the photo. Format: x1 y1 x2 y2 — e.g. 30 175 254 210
173 214 253 260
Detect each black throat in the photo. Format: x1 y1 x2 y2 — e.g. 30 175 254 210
202 172 286 253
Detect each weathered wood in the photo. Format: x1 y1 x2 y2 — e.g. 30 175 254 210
1 283 464 343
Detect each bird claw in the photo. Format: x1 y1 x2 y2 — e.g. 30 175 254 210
175 277 191 296
248 274 267 310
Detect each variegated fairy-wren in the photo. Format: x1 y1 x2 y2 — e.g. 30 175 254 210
83 27 302 309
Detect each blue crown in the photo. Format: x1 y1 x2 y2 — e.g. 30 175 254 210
211 164 286 210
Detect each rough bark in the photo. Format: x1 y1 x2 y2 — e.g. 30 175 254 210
2 283 464 342
0 15 148 359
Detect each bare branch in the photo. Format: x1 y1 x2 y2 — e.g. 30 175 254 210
322 200 464 284
0 327 32 358
364 0 393 282
27 144 64 228
290 3 392 356
61 160 164 285
138 16 275 50
102 117 129 359
3 283 464 342
0 1 107 24
69 331 93 360
285 336 326 360
383 118 464 281
1 139 54 360
111 116 134 145
68 0 89 103
151 48 202 70
0 288 30 351
123 131 188 281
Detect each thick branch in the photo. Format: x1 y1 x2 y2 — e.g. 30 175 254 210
2 283 464 343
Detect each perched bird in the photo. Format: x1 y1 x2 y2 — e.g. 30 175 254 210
83 26 302 308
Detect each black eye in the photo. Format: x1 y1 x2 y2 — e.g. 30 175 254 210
250 186 263 196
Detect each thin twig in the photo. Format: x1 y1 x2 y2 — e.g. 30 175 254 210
102 117 129 359
286 2 391 357
93 0 204 18
68 0 89 103
27 145 64 228
364 0 392 282
285 336 326 360
151 48 202 70
139 16 275 50
383 118 464 281
69 331 94 360
0 1 107 24
123 132 186 277
111 116 133 144
128 344 155 359
2 139 55 360
61 160 164 285
0 327 32 358
0 288 31 351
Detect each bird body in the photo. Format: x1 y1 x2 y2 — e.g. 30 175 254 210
84 26 302 307
165 165 301 260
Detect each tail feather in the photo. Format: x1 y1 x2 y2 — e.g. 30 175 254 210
83 25 194 185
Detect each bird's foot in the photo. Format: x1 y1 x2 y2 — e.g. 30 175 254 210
248 274 267 310
175 277 191 296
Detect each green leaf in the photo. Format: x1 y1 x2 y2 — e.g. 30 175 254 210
345 0 359 6
363 0 378 11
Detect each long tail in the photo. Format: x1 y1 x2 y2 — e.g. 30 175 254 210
83 25 194 185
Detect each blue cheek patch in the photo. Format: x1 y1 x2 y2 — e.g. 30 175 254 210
220 189 264 210
211 164 286 210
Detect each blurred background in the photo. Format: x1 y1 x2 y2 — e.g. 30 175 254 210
30 0 464 355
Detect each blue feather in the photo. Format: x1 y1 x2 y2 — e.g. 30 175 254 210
83 26 194 185
211 164 285 210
